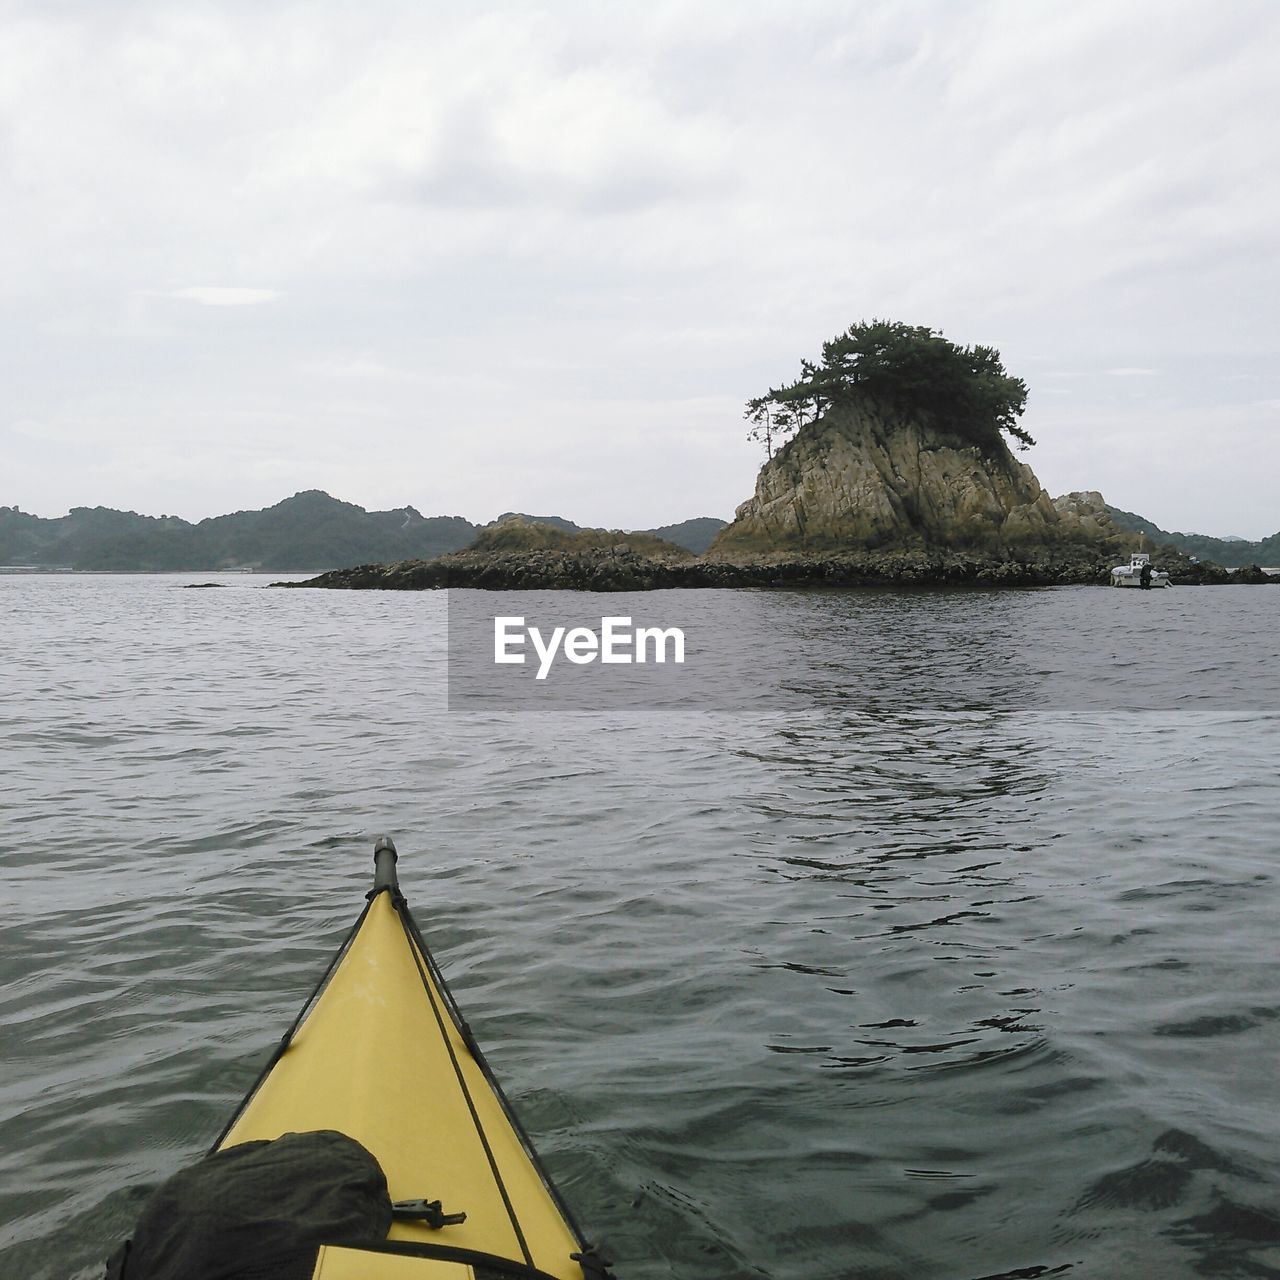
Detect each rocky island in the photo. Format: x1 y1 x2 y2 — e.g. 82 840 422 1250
279 322 1275 591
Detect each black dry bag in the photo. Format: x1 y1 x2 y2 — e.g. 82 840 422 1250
104 1129 393 1280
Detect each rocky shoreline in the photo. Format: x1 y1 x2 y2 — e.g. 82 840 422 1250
273 545 1278 592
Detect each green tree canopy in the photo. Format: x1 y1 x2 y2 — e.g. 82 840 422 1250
746 320 1032 455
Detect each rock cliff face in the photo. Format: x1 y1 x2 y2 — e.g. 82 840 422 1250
1050 490 1129 545
710 401 1118 557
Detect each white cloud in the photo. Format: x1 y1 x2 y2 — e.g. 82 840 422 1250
0 0 1278 536
155 287 281 307
301 354 421 382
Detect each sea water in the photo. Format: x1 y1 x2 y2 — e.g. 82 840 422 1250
1 574 1277 1279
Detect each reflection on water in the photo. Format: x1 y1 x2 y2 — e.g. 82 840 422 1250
0 576 1278 1279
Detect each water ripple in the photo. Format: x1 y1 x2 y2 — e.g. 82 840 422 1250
0 577 1278 1278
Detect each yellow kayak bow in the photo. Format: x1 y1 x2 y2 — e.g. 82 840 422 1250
208 837 613 1280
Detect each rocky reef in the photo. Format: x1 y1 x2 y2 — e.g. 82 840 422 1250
280 543 1127 592
460 515 693 560
277 529 1275 593
277 546 1277 590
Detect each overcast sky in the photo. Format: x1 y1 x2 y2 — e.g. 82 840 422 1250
3 0 1278 536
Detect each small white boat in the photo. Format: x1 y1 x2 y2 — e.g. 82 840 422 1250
1111 552 1171 588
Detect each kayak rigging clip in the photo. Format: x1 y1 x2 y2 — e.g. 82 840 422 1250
571 1248 618 1279
391 1198 468 1229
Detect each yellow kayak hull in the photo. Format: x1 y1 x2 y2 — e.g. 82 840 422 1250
213 842 602 1280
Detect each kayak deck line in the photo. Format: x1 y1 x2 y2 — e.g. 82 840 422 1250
207 893 378 1154
205 836 614 1280
394 873 536 1270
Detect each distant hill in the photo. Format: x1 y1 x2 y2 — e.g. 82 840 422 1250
1105 506 1280 567
0 493 729 571
9 488 1271 571
640 517 727 555
7 487 1269 571
0 491 476 571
